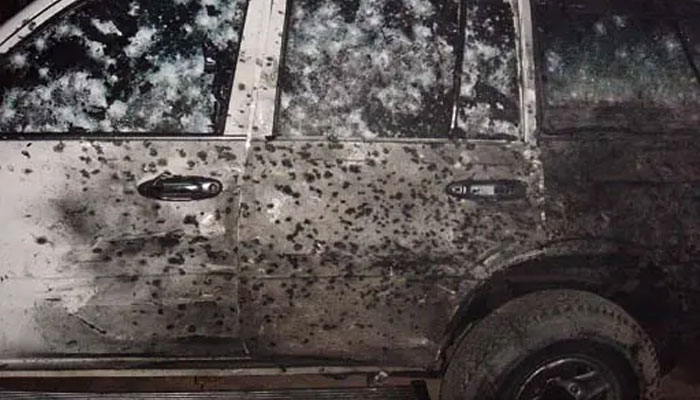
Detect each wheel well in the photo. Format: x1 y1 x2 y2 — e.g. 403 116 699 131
442 253 684 373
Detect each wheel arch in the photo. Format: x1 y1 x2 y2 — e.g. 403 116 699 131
440 240 682 373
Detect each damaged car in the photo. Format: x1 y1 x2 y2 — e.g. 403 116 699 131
1 0 700 398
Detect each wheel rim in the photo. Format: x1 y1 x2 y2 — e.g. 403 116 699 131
515 356 622 400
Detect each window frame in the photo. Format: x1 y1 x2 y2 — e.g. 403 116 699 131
0 0 261 141
268 0 537 145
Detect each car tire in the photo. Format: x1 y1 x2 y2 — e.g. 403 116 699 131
440 289 660 400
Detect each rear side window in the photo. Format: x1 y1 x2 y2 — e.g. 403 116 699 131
535 0 700 134
457 0 521 139
277 0 459 139
0 0 248 135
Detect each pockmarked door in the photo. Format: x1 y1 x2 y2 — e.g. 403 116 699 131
238 0 544 368
0 0 252 363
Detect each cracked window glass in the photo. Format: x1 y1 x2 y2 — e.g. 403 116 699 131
277 0 459 139
0 0 248 135
536 0 700 134
457 0 520 139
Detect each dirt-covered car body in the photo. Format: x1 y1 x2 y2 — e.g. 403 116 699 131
0 0 699 376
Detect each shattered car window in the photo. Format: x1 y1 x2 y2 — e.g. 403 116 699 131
0 0 248 134
536 0 700 133
457 0 520 139
277 0 458 139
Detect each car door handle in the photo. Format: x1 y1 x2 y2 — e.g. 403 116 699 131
137 174 223 201
446 179 526 200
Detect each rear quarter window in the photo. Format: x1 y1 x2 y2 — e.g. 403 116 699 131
535 0 700 134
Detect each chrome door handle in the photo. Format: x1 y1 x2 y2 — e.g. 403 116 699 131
446 180 526 200
138 173 223 201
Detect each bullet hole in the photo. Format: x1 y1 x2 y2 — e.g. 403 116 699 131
216 146 237 161
275 184 300 198
183 215 199 227
21 150 30 159
23 168 33 174
168 254 185 265
35 236 48 245
53 143 65 152
238 83 246 90
196 151 208 162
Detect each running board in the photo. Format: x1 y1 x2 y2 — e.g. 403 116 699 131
0 382 432 400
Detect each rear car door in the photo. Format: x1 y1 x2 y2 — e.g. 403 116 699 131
238 0 545 368
0 0 251 364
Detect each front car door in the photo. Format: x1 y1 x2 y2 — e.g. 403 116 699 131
0 0 253 365
238 0 545 369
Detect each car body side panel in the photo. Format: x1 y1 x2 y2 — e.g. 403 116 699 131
540 135 700 271
0 139 247 358
237 139 544 368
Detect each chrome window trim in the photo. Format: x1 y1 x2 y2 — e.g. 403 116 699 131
516 0 539 145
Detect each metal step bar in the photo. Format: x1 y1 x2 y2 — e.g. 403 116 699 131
0 381 432 400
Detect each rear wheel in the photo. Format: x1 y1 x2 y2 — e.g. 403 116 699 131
440 290 660 400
